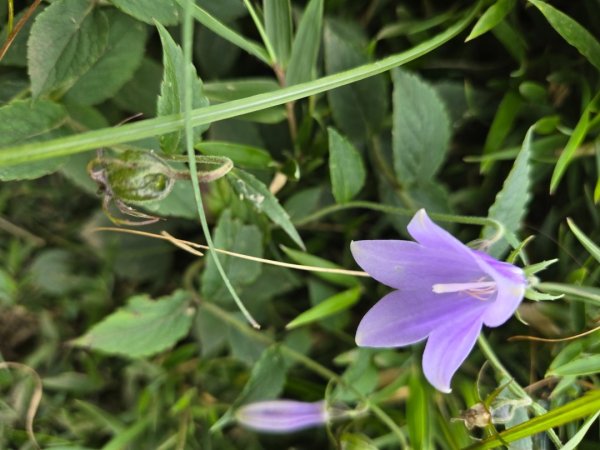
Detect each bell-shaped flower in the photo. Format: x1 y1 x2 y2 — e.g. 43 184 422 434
235 400 329 433
351 209 526 393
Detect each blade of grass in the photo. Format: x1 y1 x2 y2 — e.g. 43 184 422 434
550 92 599 193
181 0 259 328
567 217 600 264
0 1 483 168
175 0 270 64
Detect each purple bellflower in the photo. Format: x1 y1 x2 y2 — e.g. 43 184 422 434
235 400 329 433
351 209 526 393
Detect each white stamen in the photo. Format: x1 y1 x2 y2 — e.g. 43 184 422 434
432 281 496 293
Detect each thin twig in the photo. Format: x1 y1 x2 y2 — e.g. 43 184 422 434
0 216 45 246
0 362 42 450
508 324 600 343
0 0 42 62
91 227 370 277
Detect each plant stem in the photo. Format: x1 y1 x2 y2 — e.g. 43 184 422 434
477 335 563 448
0 1 482 167
200 301 408 446
181 0 259 328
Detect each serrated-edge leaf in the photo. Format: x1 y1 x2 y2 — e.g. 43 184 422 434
0 100 69 181
483 126 533 258
71 291 194 358
392 69 451 185
466 0 516 41
27 0 109 98
111 0 180 26
528 0 600 71
328 127 366 203
227 169 304 249
280 246 359 288
65 10 147 105
567 218 600 264
156 22 209 154
286 0 323 86
286 286 361 329
0 2 482 166
178 0 269 64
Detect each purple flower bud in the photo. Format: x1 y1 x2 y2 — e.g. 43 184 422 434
351 209 527 393
235 400 329 433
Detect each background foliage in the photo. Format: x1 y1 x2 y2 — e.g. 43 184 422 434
0 0 599 448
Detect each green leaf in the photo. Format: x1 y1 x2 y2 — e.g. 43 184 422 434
65 9 147 105
280 246 359 288
0 7 41 67
113 58 163 116
201 210 263 303
561 411 600 450
466 0 516 41
234 345 287 406
547 354 600 377
340 433 378 450
392 69 451 184
492 20 526 64
567 218 600 264
180 0 270 64
286 286 361 330
528 0 600 71
483 126 533 258
480 90 522 173
71 290 194 358
328 127 366 204
407 370 432 450
0 100 68 181
111 0 180 26
325 19 388 143
227 169 305 249
537 282 600 307
465 390 600 449
196 141 273 169
142 181 198 220
203 78 286 124
212 345 287 431
549 93 598 193
28 0 109 98
264 0 292 67
0 2 481 166
286 0 323 85
333 348 379 402
156 22 210 154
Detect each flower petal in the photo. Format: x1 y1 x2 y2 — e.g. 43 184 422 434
356 290 487 348
422 312 483 393
351 240 482 290
236 400 327 433
468 250 526 327
407 209 475 257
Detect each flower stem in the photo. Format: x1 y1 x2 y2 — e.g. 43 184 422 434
200 301 408 446
294 200 510 245
181 1 259 329
477 335 563 448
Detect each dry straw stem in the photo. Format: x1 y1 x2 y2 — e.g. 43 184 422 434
508 324 600 343
0 362 42 449
92 227 370 277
